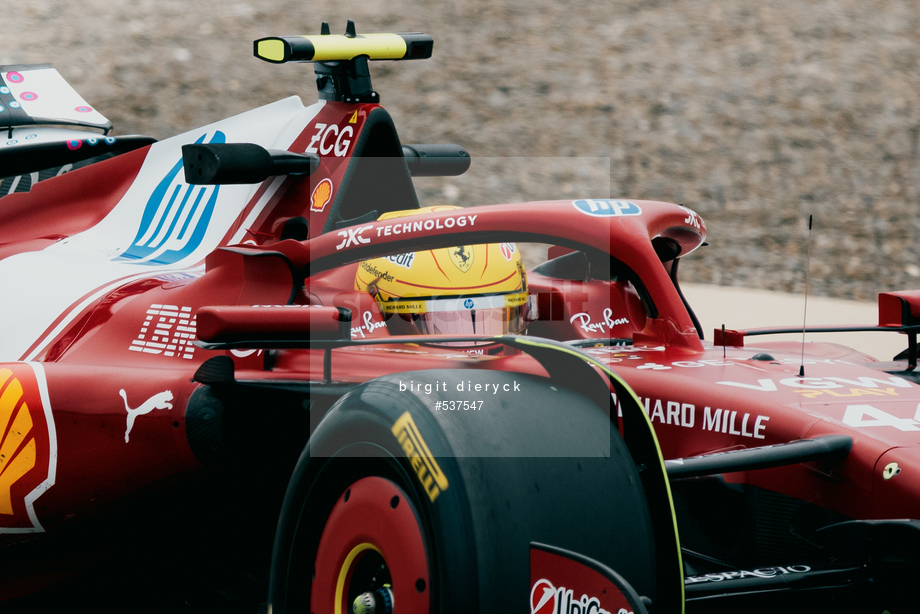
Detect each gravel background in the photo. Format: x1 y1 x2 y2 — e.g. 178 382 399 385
6 0 920 301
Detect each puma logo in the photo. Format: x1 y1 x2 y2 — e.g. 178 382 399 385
120 389 173 443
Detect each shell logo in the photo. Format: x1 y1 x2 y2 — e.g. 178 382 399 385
311 178 334 212
0 365 55 533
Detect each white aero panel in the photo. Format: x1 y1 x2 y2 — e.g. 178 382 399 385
0 97 324 361
1 65 109 128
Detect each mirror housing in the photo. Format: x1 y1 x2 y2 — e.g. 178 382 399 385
196 305 352 344
878 291 920 327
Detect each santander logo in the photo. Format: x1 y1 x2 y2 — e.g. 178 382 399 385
531 578 627 614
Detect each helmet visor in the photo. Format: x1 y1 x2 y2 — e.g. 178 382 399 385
413 305 527 336
380 293 532 337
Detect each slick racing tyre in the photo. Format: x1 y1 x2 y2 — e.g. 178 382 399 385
268 370 666 613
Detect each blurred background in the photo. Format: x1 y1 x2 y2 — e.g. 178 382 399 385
5 0 919 305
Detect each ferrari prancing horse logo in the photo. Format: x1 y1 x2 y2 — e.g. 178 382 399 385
450 246 474 273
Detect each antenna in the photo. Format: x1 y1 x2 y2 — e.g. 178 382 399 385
798 215 813 377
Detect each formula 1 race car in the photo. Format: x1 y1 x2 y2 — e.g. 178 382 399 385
2 22 920 614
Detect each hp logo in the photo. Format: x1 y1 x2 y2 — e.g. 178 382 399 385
572 199 642 217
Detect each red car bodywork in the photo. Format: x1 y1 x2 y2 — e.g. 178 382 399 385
3 33 920 612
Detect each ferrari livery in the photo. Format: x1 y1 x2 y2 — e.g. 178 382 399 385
1 22 919 614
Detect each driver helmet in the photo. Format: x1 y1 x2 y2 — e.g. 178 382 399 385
355 206 534 336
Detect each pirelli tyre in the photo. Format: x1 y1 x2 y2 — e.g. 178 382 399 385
268 369 673 614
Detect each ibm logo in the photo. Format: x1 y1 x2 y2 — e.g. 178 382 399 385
129 305 197 359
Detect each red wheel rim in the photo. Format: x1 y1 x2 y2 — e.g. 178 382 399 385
312 476 430 614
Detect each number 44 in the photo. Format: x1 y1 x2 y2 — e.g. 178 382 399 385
842 404 920 431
